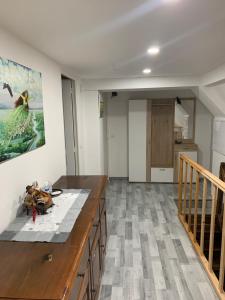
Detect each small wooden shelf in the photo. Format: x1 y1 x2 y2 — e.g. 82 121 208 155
174 143 198 152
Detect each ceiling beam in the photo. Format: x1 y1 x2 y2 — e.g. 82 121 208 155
81 76 201 91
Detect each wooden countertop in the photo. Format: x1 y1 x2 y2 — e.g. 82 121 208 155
174 143 198 152
0 175 108 300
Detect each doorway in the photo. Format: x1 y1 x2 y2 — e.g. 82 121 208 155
61 76 79 175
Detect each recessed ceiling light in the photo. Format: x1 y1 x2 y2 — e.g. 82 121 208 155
143 68 151 74
163 0 179 2
147 46 160 55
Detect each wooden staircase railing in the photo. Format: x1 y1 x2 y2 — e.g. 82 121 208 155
178 154 225 300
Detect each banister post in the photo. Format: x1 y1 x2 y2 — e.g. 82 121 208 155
193 171 200 242
209 185 218 272
200 178 208 254
183 162 188 219
177 155 225 298
178 156 184 215
188 166 193 231
219 193 225 292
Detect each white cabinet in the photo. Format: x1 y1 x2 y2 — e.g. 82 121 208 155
128 100 147 182
151 168 174 183
128 98 197 184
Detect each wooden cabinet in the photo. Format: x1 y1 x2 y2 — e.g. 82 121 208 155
128 99 175 183
69 243 91 300
128 98 198 183
0 176 108 300
65 177 108 300
151 100 174 168
148 100 175 182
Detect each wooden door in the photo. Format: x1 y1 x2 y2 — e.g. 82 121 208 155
151 102 174 168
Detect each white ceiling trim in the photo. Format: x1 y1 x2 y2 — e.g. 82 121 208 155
81 76 201 91
201 63 225 87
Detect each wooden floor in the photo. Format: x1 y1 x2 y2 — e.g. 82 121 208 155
99 179 218 300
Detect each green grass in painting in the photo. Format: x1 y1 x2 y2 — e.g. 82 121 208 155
0 107 45 162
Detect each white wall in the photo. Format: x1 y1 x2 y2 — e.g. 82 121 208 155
212 151 225 177
211 117 225 177
193 80 225 174
195 100 213 170
0 29 66 232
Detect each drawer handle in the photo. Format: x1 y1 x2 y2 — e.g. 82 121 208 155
45 253 53 262
78 273 85 278
93 222 99 227
63 287 69 298
160 169 166 171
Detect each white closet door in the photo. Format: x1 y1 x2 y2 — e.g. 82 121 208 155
128 100 147 182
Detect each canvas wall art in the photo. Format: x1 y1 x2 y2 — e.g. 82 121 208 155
0 57 45 163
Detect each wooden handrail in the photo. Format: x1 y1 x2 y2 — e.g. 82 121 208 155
180 154 225 193
178 154 225 300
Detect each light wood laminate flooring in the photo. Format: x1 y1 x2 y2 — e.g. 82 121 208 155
99 179 218 300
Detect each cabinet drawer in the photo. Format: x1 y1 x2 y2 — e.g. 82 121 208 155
68 242 89 300
100 207 107 273
78 241 89 274
99 196 105 216
90 224 100 255
151 168 173 182
68 263 90 300
90 226 101 300
89 214 100 249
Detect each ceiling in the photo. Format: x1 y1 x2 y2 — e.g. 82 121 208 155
0 0 225 79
